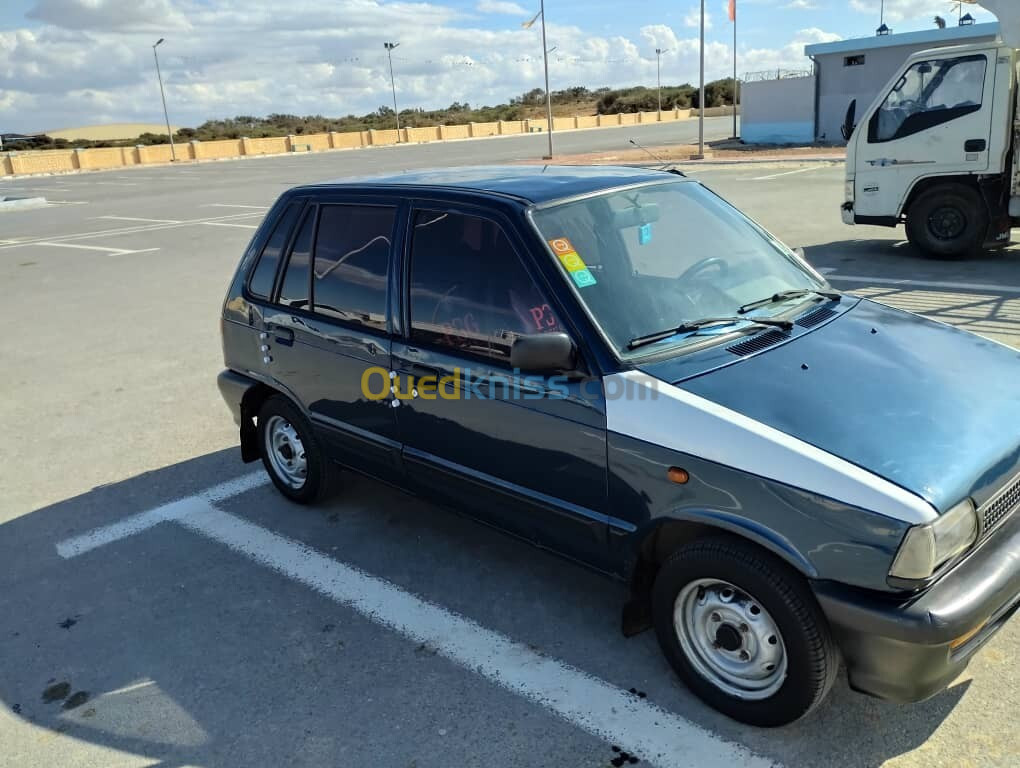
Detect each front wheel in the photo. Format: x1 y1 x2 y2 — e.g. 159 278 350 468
905 184 988 259
652 536 838 727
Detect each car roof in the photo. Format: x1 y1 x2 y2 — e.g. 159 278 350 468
301 165 682 205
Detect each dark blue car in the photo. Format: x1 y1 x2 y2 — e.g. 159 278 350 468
219 166 1020 726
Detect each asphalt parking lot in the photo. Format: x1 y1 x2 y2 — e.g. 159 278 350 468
2 118 1019 768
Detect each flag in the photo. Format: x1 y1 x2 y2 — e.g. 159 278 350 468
522 10 542 29
728 0 736 22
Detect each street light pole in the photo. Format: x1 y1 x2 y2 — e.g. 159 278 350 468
697 0 706 158
540 0 554 160
383 42 401 137
152 38 176 162
655 48 669 120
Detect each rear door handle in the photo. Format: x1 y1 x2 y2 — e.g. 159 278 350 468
965 139 987 152
270 325 294 346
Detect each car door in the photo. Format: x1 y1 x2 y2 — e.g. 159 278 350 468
261 197 403 483
391 204 611 569
854 51 995 219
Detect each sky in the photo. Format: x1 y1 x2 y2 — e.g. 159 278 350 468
0 0 992 133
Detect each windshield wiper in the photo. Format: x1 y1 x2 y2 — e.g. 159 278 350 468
738 288 841 315
627 316 794 351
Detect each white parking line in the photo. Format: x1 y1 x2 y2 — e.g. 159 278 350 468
829 274 1020 294
204 203 270 209
202 222 259 229
55 474 774 768
34 242 160 255
94 216 183 224
749 167 823 181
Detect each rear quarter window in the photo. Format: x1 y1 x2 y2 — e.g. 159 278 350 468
248 202 301 299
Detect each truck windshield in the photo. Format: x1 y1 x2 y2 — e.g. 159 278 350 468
531 180 825 357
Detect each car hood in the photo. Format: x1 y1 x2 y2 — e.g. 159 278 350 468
648 299 1020 513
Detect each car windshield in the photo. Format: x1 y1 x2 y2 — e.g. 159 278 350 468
530 180 825 356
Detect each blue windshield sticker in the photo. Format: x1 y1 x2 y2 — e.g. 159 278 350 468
638 223 653 245
571 268 597 288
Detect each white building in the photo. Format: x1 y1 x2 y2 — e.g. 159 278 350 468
741 21 1000 145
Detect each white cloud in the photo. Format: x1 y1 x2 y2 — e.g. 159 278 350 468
783 0 819 9
850 1 988 24
26 0 190 32
2 2 833 133
684 6 712 30
476 0 529 15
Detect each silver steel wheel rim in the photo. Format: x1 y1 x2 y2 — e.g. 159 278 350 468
673 578 787 700
264 415 307 489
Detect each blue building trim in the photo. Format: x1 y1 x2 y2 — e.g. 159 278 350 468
741 121 814 145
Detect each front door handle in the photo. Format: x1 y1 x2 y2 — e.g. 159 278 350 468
965 139 987 152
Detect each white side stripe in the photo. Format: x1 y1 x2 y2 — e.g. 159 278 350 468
606 371 936 524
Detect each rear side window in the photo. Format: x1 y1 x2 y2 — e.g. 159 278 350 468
408 210 561 363
312 205 395 330
278 209 314 309
248 202 300 299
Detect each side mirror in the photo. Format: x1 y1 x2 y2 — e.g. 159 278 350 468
510 332 576 373
841 99 857 141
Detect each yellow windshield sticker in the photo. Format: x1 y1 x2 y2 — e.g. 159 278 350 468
558 251 587 273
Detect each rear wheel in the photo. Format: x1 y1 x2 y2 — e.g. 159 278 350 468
652 536 838 727
257 395 331 504
905 184 988 259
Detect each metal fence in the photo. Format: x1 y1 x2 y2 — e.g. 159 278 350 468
741 69 813 83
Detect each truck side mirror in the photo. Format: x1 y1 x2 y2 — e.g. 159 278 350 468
841 99 857 141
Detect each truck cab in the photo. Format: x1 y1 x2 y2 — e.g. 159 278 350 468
843 1 1020 257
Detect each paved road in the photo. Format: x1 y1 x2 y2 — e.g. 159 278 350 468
2 121 1018 768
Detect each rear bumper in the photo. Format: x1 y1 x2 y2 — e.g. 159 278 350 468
813 511 1020 702
217 369 258 426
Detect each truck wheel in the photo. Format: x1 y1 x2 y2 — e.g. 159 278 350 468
257 395 331 504
652 536 838 727
905 184 988 258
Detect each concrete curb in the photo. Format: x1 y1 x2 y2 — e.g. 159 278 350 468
0 196 47 212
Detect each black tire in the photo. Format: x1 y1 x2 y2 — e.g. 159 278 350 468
256 395 331 504
905 184 988 259
652 536 838 727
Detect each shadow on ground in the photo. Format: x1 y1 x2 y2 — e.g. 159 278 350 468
0 448 976 767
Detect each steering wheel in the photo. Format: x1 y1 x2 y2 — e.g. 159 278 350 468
679 256 729 284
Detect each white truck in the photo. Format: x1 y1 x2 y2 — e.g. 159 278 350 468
842 1 1020 257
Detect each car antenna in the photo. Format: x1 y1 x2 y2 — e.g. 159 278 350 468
629 139 683 175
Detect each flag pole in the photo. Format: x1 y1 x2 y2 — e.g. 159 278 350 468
697 0 705 158
732 0 738 139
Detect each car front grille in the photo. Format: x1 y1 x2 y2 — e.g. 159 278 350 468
980 474 1020 536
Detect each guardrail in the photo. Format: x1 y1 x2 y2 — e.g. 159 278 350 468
1 106 739 177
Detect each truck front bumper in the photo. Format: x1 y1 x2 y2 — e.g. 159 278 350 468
812 510 1020 703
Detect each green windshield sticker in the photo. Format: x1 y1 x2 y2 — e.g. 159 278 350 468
639 223 653 245
571 268 597 288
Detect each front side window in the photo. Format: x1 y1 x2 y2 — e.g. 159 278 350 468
409 211 561 363
531 181 823 357
312 205 394 329
870 55 986 143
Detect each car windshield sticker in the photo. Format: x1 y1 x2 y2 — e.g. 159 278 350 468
571 268 597 288
549 237 596 288
548 237 576 256
639 223 653 246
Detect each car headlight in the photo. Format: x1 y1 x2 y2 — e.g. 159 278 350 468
889 499 978 581
844 178 855 203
